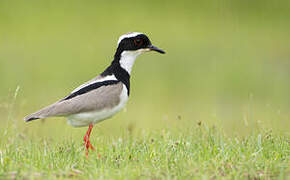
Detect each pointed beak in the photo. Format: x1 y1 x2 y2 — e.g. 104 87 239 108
147 45 165 54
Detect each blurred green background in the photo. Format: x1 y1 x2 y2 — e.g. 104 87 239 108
0 0 289 138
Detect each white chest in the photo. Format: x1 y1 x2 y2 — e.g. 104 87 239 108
67 84 129 127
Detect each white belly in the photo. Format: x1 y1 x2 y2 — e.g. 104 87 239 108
67 84 129 127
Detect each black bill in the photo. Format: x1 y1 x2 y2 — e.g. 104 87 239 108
148 45 165 54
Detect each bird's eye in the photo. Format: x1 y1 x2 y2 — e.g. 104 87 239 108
134 38 143 46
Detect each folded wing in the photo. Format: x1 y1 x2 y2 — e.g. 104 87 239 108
24 80 123 122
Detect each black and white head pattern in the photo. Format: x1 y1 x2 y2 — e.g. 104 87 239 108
116 32 152 53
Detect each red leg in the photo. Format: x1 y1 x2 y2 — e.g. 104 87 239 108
83 124 95 157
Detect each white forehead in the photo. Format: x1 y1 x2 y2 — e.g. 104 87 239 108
118 32 143 44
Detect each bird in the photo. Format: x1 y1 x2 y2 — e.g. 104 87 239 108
24 32 165 156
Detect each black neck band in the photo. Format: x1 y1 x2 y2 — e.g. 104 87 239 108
101 62 130 96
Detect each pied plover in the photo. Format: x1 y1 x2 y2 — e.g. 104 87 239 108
24 32 165 156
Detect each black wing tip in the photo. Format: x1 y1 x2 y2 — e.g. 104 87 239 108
24 116 39 122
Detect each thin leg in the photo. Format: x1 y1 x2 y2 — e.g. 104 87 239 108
83 124 95 157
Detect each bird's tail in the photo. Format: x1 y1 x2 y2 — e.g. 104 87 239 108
24 115 40 122
24 112 45 122
24 100 65 122
23 105 54 122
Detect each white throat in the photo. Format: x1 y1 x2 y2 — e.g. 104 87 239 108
119 50 142 74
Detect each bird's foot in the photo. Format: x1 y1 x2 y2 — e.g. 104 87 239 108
83 137 95 150
84 139 95 157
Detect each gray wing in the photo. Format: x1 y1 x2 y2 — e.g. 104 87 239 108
24 81 123 121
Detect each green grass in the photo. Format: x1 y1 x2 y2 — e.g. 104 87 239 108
0 125 289 179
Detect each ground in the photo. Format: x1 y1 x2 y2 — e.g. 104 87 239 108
1 125 289 179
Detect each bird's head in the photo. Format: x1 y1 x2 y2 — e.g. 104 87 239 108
116 32 165 56
112 32 165 74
